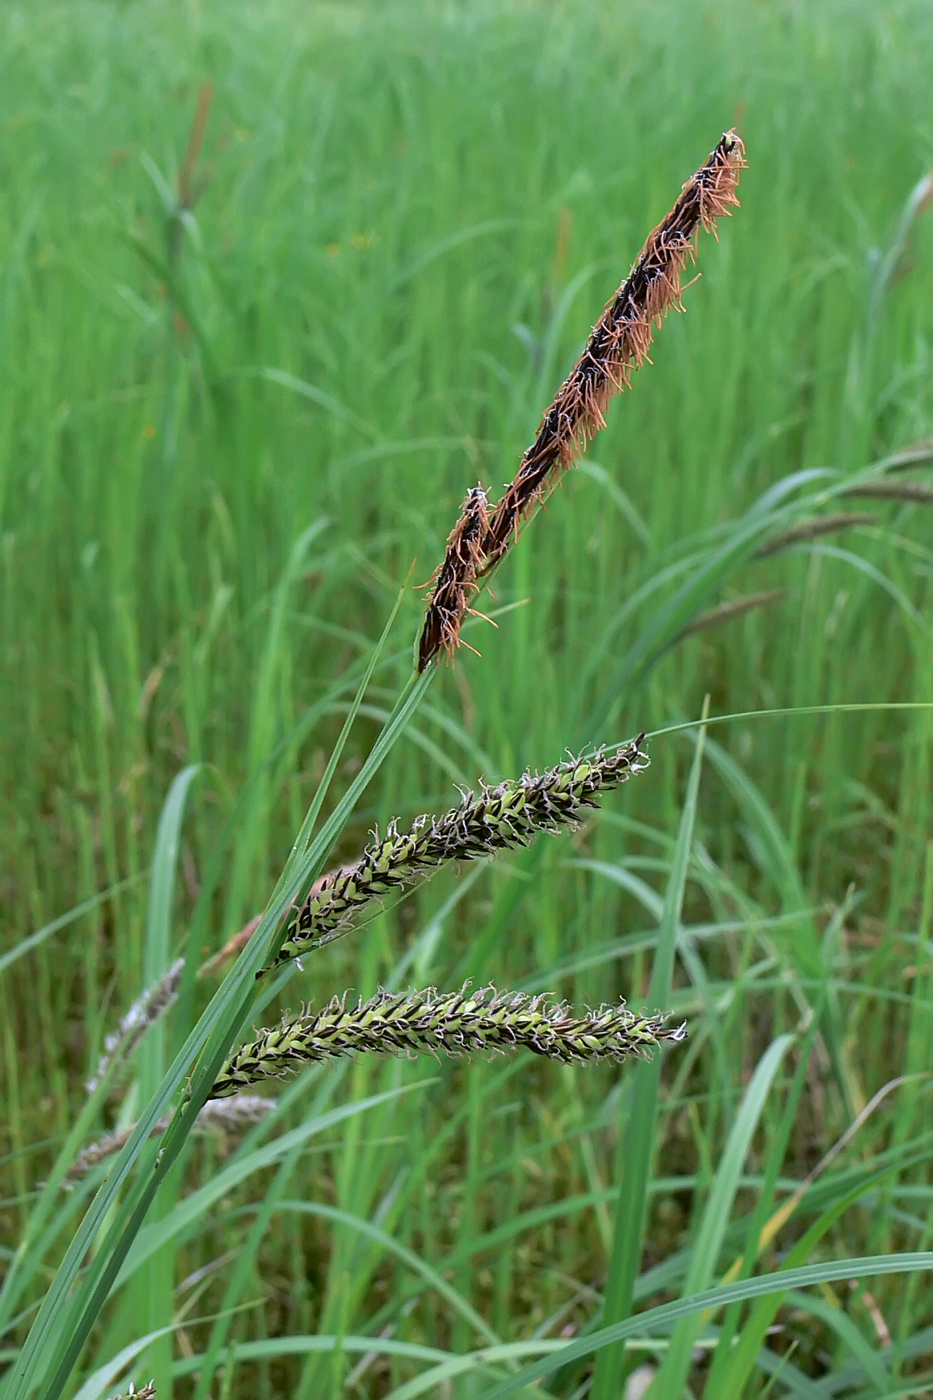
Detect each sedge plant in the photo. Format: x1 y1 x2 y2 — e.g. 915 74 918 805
3 130 745 1399
6 90 933 1400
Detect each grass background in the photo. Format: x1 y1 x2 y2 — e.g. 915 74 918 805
2 0 933 1395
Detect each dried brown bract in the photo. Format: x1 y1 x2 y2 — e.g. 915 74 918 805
417 130 746 669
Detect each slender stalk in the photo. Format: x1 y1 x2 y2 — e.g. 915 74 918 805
755 512 876 557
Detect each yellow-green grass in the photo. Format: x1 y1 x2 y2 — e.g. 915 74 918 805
2 1 933 1396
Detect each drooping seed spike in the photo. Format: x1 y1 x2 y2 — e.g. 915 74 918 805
212 983 686 1097
264 736 649 974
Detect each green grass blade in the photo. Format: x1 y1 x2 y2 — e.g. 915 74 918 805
130 763 199 1383
590 710 708 1400
646 1034 794 1398
187 1139 306 1400
280 1201 500 1346
583 481 827 738
70 1320 180 1400
140 763 200 1096
713 1161 909 1396
114 1083 430 1285
8 600 431 1400
480 1254 933 1399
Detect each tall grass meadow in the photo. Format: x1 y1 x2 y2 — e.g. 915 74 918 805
2 1 933 1396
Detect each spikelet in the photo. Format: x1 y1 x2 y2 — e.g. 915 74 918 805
265 736 648 974
842 480 933 503
212 985 686 1097
481 131 746 564
755 512 877 558
417 485 490 669
86 958 186 1094
418 130 746 668
681 589 790 639
64 1094 275 1185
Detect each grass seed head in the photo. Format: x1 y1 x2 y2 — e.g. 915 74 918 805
418 130 746 668
86 957 186 1095
212 984 685 1097
756 512 877 558
265 736 648 973
418 485 490 668
63 1092 275 1185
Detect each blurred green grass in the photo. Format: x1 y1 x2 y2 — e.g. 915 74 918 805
2 0 933 1395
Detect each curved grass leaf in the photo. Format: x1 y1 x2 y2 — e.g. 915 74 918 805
8 589 432 1400
646 1034 794 1397
590 711 708 1400
479 1253 933 1400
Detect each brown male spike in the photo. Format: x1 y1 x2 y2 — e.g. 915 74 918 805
417 485 490 669
418 130 746 669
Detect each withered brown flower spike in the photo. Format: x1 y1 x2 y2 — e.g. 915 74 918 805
418 129 746 670
417 484 490 672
